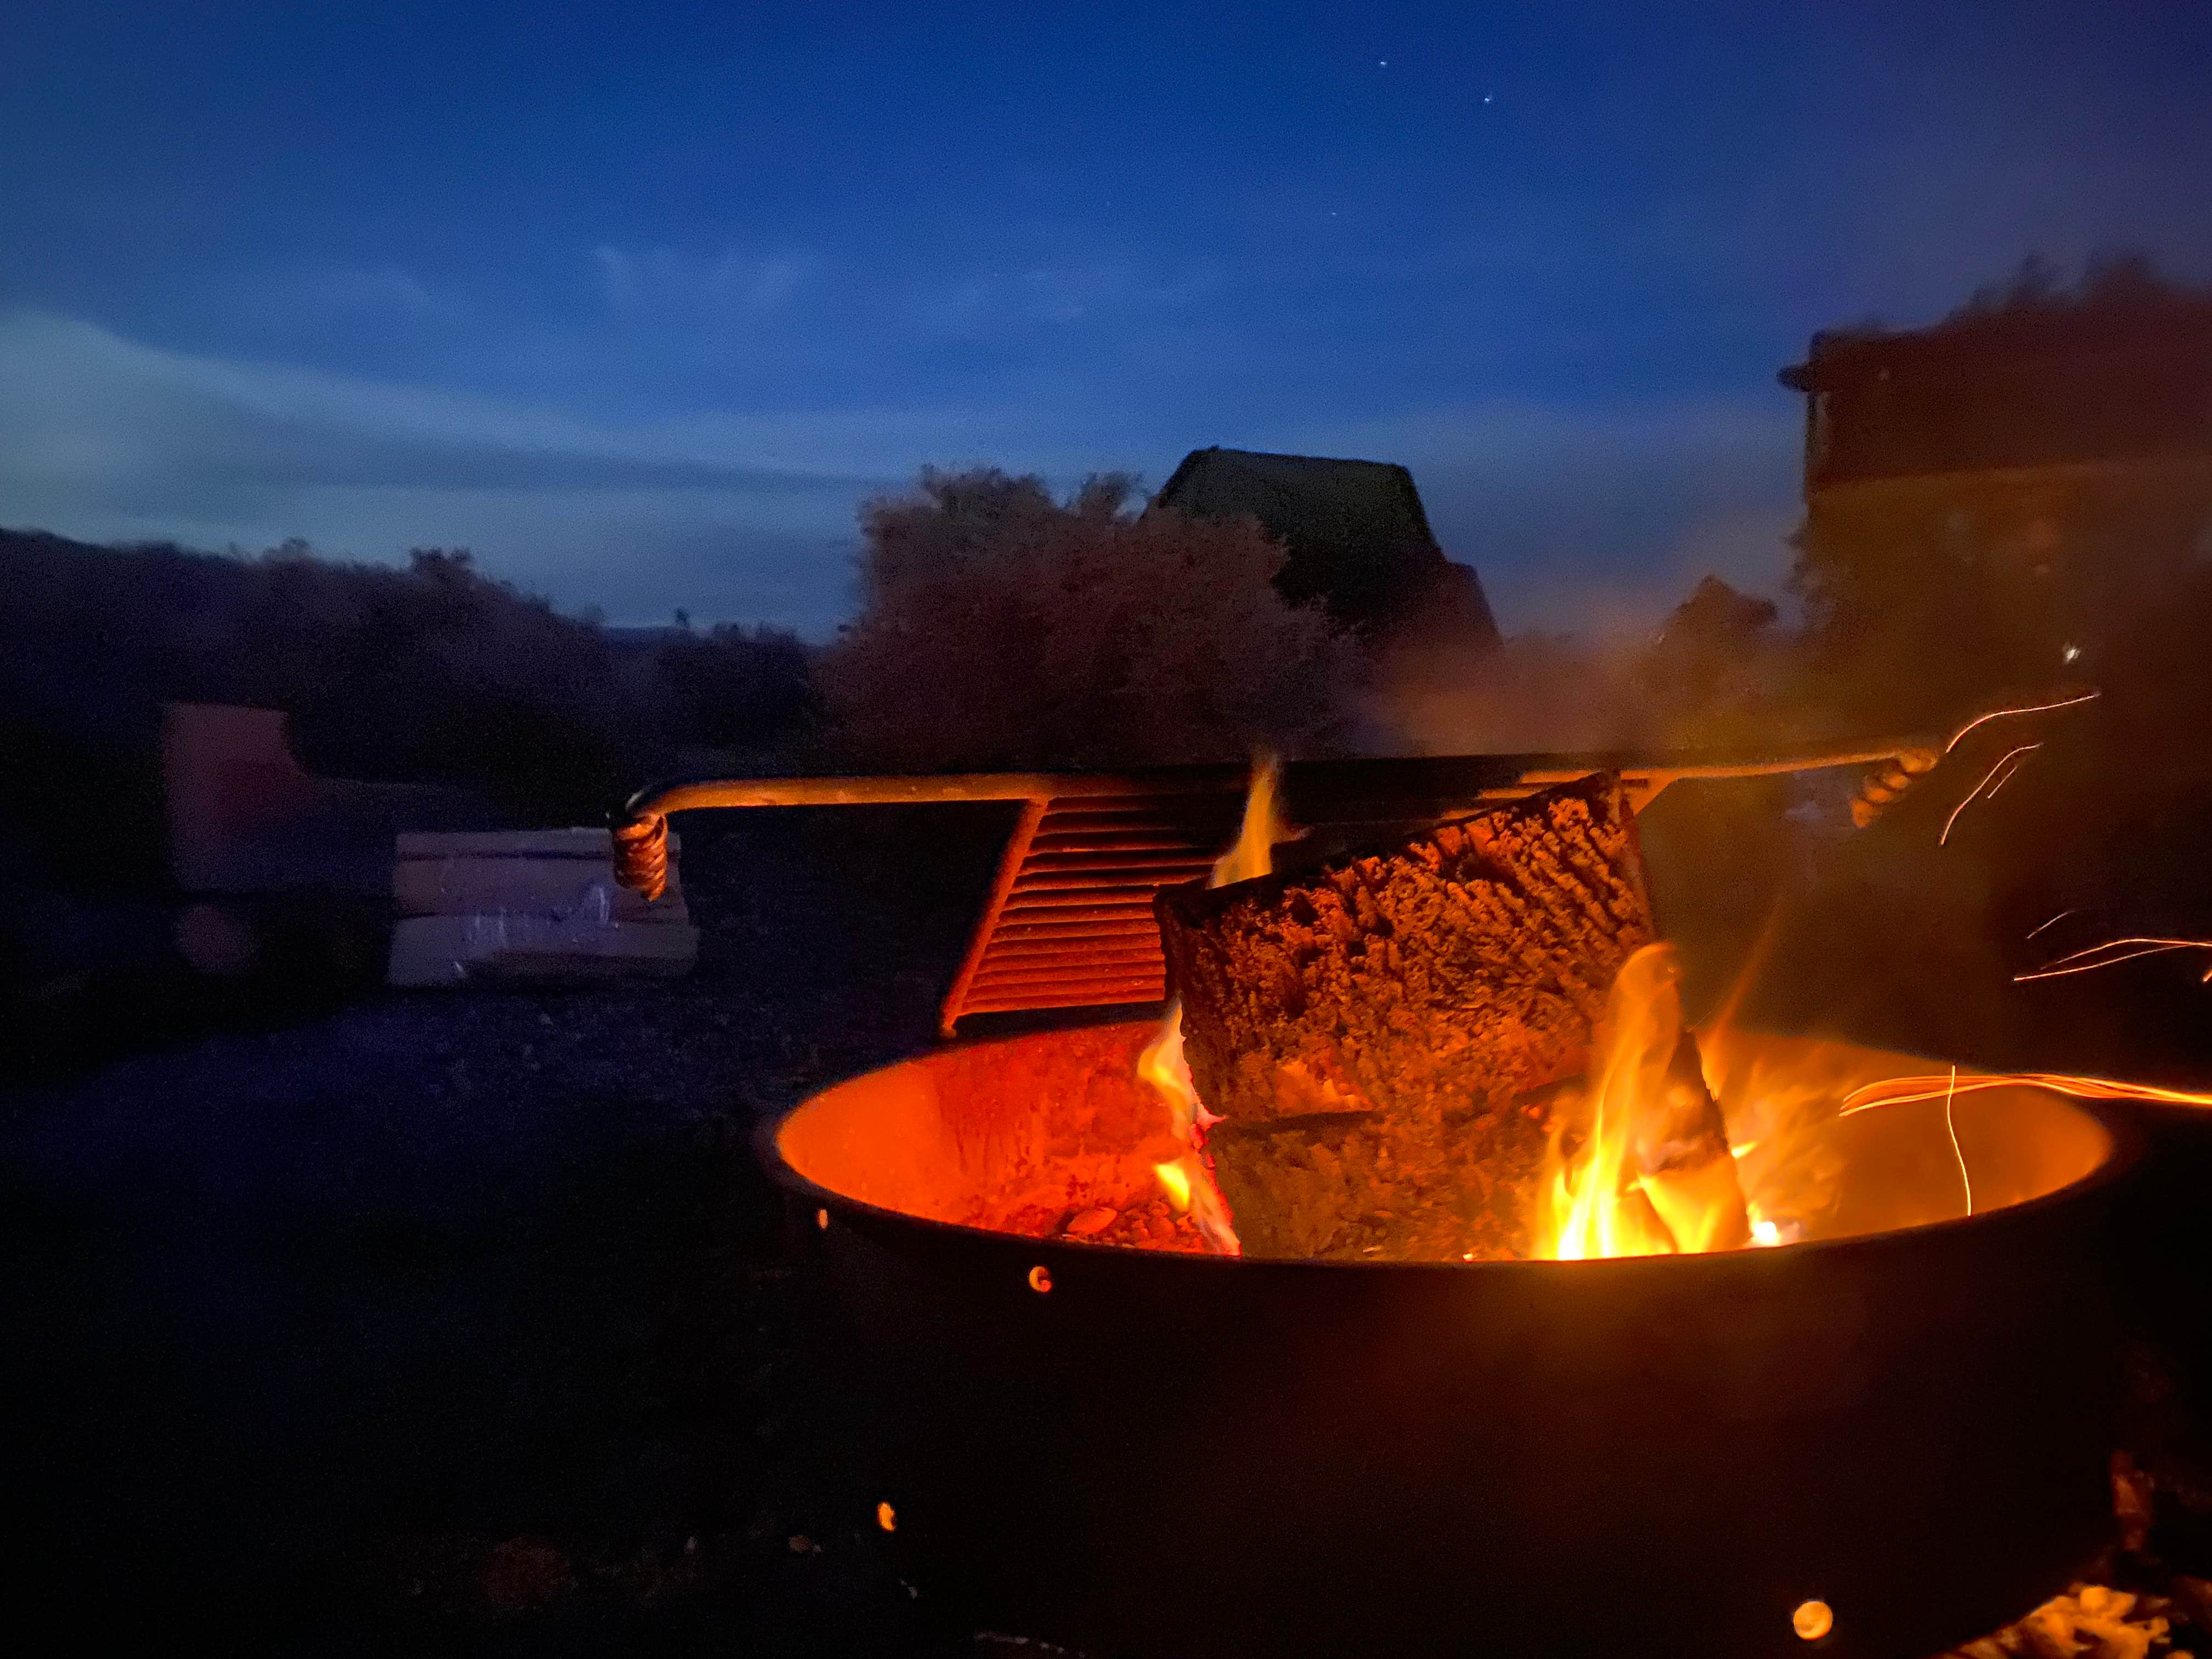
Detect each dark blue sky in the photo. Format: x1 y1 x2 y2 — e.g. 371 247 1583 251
4 2 2208 634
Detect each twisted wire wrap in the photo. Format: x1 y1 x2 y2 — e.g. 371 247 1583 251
611 812 670 901
1848 747 1941 828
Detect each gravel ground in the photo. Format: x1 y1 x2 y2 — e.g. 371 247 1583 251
3 807 1012 1657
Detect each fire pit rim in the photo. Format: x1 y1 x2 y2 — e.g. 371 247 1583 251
755 1024 2141 1273
761 1023 2144 1659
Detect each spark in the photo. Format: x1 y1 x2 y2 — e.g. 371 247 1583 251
2013 936 2212 984
1841 1071 2212 1116
2025 907 2080 940
1943 689 2098 755
1942 1065 1972 1215
2063 644 2081 663
1939 742 2040 845
1983 749 2034 798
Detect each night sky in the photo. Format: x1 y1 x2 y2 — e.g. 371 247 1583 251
4 2 2209 636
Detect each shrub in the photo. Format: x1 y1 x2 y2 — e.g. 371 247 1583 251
651 622 817 766
816 468 1361 771
0 530 806 841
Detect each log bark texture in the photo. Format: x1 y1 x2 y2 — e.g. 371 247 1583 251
1154 772 1656 1261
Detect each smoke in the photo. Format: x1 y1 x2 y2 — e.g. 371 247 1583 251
1365 566 1805 760
1363 630 1639 757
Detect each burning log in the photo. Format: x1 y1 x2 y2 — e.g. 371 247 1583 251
1537 943 1750 1258
1154 772 1659 1261
1638 1026 1752 1252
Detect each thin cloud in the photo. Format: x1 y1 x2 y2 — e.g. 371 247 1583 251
921 258 1224 332
591 244 817 319
0 309 908 630
0 308 1143 631
0 311 1812 640
302 263 459 320
189 262 470 341
0 310 894 506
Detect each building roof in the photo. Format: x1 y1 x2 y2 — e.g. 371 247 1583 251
1779 286 2212 489
1148 447 1499 648
1780 288 2212 393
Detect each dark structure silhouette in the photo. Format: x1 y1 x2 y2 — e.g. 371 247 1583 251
1781 271 2212 713
1149 447 1502 655
1782 283 2212 494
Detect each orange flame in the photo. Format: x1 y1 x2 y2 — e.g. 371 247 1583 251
1141 1015 1239 1251
1531 944 1753 1259
1525 949 2212 1263
1207 750 1284 888
1142 1008 1239 1251
1152 1159 1193 1210
1138 753 1289 1255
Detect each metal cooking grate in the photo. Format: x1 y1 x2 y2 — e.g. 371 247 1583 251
612 742 1933 1037
945 787 1244 1024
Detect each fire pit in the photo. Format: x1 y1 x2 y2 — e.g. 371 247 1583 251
770 1020 2128 1659
616 741 2139 1657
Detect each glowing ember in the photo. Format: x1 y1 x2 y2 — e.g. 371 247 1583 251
1792 1600 1835 1641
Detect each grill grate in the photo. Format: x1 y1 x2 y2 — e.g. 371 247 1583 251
945 789 1243 1023
612 742 1937 1035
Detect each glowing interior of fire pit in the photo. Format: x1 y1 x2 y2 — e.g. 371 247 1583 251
774 1020 2114 1259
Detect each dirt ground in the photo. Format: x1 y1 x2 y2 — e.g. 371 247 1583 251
3 808 1013 1656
